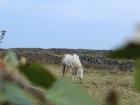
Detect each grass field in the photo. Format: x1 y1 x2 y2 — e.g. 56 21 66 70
48 64 140 105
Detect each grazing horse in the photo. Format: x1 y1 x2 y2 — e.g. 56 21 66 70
61 54 83 80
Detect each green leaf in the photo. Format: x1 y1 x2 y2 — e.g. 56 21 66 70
109 43 140 59
47 78 96 105
2 83 33 105
0 93 6 103
4 50 19 69
134 60 140 92
19 63 56 89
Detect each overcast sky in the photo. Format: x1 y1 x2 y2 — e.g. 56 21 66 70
0 0 140 49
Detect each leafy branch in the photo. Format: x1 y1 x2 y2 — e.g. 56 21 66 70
0 30 6 46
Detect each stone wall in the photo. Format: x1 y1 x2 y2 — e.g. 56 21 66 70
0 48 134 71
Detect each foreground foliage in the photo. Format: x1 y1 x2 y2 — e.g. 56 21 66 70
0 51 96 105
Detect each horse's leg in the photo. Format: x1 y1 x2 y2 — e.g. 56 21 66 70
72 68 75 80
62 64 66 76
75 69 78 80
66 66 69 77
72 67 77 80
69 66 72 78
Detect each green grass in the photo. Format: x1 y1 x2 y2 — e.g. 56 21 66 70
46 64 140 105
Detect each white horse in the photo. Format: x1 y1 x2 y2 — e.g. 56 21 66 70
61 54 83 80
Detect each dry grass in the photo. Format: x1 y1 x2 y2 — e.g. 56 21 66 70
79 70 140 105
48 64 140 105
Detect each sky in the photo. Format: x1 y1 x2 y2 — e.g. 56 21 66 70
0 0 140 49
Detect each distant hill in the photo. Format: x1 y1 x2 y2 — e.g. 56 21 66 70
0 48 133 71
47 48 113 57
